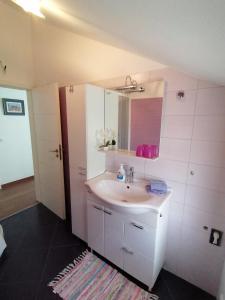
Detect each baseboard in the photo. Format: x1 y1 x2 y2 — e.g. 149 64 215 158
218 293 224 300
1 176 34 189
0 202 38 221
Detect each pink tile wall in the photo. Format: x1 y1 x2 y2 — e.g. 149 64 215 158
105 67 225 296
130 97 162 150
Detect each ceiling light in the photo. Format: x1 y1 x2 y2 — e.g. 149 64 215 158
12 0 45 18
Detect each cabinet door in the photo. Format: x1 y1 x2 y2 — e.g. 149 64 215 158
104 208 124 269
86 85 105 179
87 199 104 256
123 248 153 287
66 85 86 170
124 220 156 258
70 167 87 241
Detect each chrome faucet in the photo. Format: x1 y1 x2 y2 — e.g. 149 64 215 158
125 166 134 184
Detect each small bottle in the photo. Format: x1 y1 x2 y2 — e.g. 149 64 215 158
117 164 126 182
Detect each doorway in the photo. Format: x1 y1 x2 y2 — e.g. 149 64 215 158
0 86 37 219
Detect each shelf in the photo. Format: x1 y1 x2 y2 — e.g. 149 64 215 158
106 149 159 160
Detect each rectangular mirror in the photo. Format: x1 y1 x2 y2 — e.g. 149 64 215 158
104 90 129 150
104 80 164 156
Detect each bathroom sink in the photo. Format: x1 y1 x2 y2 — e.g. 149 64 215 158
85 172 171 214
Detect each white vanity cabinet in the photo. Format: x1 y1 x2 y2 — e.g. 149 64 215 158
63 84 106 241
87 200 104 256
87 192 169 289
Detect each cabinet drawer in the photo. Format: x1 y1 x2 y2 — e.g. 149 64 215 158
125 210 158 228
123 248 153 287
124 221 156 258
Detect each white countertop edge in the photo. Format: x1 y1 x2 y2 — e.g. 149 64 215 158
85 172 172 214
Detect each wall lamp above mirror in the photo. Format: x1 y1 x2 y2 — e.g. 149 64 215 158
113 75 145 94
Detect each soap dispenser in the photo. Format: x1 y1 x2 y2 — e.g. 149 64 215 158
117 164 126 182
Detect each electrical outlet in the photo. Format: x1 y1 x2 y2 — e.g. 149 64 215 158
209 228 223 246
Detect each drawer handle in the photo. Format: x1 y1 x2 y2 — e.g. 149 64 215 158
131 222 144 230
93 205 102 211
87 188 92 194
121 247 133 255
104 210 112 215
78 166 86 171
78 172 86 175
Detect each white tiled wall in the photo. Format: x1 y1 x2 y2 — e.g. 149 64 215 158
103 67 225 296
162 115 194 139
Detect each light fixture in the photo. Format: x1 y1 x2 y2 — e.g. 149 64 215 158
12 0 45 18
113 75 145 94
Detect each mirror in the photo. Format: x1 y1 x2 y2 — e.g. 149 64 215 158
104 81 164 156
104 90 129 150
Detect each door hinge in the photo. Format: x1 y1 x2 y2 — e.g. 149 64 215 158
69 85 74 93
59 144 62 160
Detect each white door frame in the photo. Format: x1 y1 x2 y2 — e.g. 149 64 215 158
26 89 41 202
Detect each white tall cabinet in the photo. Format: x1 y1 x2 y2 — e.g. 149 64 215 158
66 84 105 241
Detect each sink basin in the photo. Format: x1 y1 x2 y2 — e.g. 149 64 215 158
85 172 171 214
94 179 150 203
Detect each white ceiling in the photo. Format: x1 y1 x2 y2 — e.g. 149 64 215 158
16 0 225 83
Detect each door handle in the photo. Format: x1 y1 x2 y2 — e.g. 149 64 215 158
78 166 86 171
49 149 59 158
78 172 86 176
93 205 102 211
49 149 59 153
126 249 134 255
131 222 144 230
104 210 112 215
49 145 62 160
86 187 92 194
121 247 133 255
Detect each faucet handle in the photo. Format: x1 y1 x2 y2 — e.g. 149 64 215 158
129 166 134 175
123 164 129 174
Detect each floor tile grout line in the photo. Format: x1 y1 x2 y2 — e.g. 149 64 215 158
0 280 39 285
34 221 59 300
50 242 87 249
161 275 176 300
0 230 27 282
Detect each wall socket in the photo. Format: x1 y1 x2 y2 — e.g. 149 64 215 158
209 228 223 246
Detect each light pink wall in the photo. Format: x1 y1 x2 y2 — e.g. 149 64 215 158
130 97 162 151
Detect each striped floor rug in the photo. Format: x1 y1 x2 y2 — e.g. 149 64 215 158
48 250 159 300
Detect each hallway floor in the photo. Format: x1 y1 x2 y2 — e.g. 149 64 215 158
0 204 216 300
0 179 37 220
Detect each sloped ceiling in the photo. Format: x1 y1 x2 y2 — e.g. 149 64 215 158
10 0 225 83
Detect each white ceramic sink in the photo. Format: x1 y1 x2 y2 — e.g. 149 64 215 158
85 172 171 214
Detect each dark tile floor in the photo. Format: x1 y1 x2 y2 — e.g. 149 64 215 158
0 204 215 300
